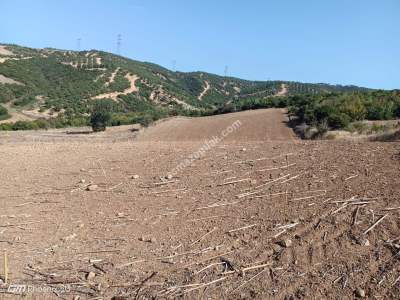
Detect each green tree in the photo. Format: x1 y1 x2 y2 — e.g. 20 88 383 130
339 94 367 121
0 105 8 116
90 100 113 132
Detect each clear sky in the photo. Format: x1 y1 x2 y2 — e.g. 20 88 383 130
1 0 399 89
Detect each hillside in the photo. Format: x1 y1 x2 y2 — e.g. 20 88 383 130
0 43 371 127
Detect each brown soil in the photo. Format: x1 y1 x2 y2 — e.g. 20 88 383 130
137 109 296 142
0 109 399 299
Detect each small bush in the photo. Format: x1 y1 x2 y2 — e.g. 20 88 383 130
136 114 154 127
327 113 350 129
0 123 13 131
315 120 329 138
12 121 38 130
351 122 369 134
0 105 8 116
13 95 36 107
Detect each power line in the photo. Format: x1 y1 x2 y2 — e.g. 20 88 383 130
224 65 229 77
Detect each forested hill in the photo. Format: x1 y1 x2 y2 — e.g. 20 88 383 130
0 43 372 128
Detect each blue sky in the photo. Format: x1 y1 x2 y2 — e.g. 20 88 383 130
1 0 399 89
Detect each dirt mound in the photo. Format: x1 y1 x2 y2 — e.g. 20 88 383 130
136 108 297 142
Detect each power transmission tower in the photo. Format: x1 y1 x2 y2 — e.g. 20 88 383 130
172 60 177 72
224 65 229 78
77 38 81 51
117 34 122 55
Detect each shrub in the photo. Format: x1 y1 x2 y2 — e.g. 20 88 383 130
90 100 113 132
12 121 38 130
0 105 9 120
136 114 154 127
13 95 36 107
351 121 368 133
316 119 329 138
0 123 13 131
0 105 8 116
33 119 50 129
327 113 350 129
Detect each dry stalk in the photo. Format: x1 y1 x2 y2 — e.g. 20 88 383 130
194 262 225 275
183 277 227 294
230 268 267 293
242 262 271 274
237 174 290 199
116 259 147 269
217 178 251 186
363 214 389 235
190 227 218 246
150 188 186 195
382 207 400 211
3 251 8 284
227 224 258 234
290 194 326 201
184 251 235 268
257 163 296 172
187 215 229 222
275 222 299 230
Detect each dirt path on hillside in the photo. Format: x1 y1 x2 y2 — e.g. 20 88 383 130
240 83 288 98
92 73 139 101
276 83 288 96
105 67 120 86
0 74 23 85
198 80 210 100
0 45 14 56
0 103 36 124
136 108 297 142
0 56 33 64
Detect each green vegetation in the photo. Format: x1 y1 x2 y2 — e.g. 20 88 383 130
286 90 400 130
90 99 113 132
0 43 398 132
0 105 9 120
0 116 89 131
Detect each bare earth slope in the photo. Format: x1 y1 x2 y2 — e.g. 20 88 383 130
0 109 399 299
137 108 297 142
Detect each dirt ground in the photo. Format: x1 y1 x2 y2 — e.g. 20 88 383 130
136 109 297 142
0 109 399 299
